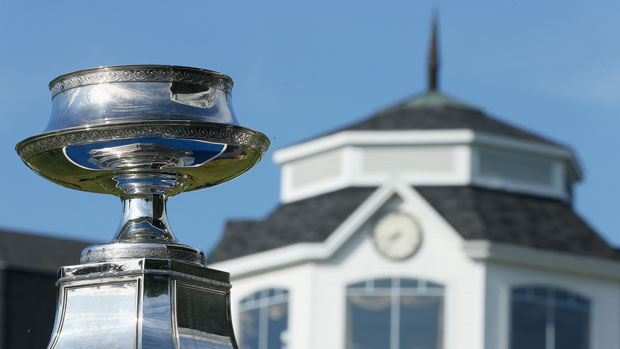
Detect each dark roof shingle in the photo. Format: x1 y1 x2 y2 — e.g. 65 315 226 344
0 230 93 272
209 188 374 262
210 186 618 262
318 92 563 147
416 186 619 260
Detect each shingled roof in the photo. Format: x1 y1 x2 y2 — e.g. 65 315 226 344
321 91 562 147
0 230 93 272
209 186 619 263
209 187 374 263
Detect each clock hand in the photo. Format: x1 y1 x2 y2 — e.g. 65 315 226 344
388 231 403 243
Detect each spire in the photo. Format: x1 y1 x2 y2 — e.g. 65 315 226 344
428 12 439 92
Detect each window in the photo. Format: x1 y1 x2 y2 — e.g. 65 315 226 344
239 288 289 349
346 278 444 349
511 286 590 349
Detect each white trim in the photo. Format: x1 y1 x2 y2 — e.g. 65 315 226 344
273 130 582 180
464 240 620 280
213 233 620 282
213 179 465 279
470 145 572 202
341 146 359 184
273 130 475 164
280 143 472 203
281 177 350 203
456 145 473 184
471 132 582 180
274 129 581 204
213 179 431 277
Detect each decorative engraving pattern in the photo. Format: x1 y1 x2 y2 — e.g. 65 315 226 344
155 271 232 289
58 269 232 289
81 247 207 266
16 122 269 161
50 66 233 97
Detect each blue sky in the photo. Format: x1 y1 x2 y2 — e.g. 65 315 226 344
1 0 618 253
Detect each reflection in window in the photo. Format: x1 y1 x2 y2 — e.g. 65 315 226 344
511 286 590 349
346 278 444 349
239 288 289 349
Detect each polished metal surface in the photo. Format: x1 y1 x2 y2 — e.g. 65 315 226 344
16 65 268 200
117 195 175 242
46 65 236 132
15 65 265 348
48 259 237 349
15 65 269 262
81 242 207 266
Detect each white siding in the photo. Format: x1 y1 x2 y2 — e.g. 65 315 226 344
226 188 487 349
362 146 455 174
275 130 578 203
290 149 343 187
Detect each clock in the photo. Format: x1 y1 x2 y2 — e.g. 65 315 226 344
372 211 422 260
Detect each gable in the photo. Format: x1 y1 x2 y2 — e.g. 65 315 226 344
323 186 467 269
209 187 375 263
209 181 464 266
210 183 618 266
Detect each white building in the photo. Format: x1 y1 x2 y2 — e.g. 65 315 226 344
210 24 620 349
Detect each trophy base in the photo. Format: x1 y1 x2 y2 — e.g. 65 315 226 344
81 241 207 266
47 258 238 349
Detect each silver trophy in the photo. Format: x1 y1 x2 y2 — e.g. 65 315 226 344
15 65 269 348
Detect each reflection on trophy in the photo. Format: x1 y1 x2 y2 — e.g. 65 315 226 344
15 65 269 348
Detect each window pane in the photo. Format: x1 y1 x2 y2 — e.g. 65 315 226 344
555 307 589 349
400 279 418 289
374 279 393 288
348 281 366 289
347 296 391 349
267 303 289 349
400 296 443 349
425 281 443 290
240 309 260 349
532 287 548 301
510 300 546 349
239 289 289 349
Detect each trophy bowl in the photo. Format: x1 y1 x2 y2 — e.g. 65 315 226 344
16 65 269 266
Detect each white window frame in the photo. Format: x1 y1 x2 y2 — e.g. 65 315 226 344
510 285 590 349
239 288 290 349
346 277 445 349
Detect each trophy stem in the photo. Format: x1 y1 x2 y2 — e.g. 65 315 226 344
81 193 206 266
114 194 176 243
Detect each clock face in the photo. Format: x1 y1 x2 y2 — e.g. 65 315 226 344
372 212 422 260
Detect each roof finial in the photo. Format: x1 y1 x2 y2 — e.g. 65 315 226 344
428 11 439 92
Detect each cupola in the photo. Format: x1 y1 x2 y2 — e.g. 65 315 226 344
274 17 581 204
